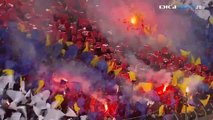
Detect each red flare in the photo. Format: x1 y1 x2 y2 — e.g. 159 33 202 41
104 103 108 112
163 84 168 92
156 84 169 95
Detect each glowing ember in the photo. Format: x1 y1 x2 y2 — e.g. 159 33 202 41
163 84 168 92
130 16 137 25
104 103 108 112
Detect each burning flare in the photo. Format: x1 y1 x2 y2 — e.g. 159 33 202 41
104 103 108 112
163 84 168 92
130 16 138 25
186 87 189 93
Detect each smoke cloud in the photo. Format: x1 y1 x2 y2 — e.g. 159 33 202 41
85 0 208 56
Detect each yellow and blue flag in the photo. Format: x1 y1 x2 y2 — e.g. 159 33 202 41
3 69 14 76
158 105 164 116
83 42 89 52
90 55 99 67
114 67 122 76
66 41 74 46
54 94 64 108
180 49 191 57
135 82 153 92
46 33 51 46
128 71 136 82
200 95 210 107
194 57 201 65
35 80 45 94
172 70 184 86
74 102 80 114
181 104 195 113
107 61 115 73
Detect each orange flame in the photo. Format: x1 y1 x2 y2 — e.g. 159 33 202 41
130 16 137 25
